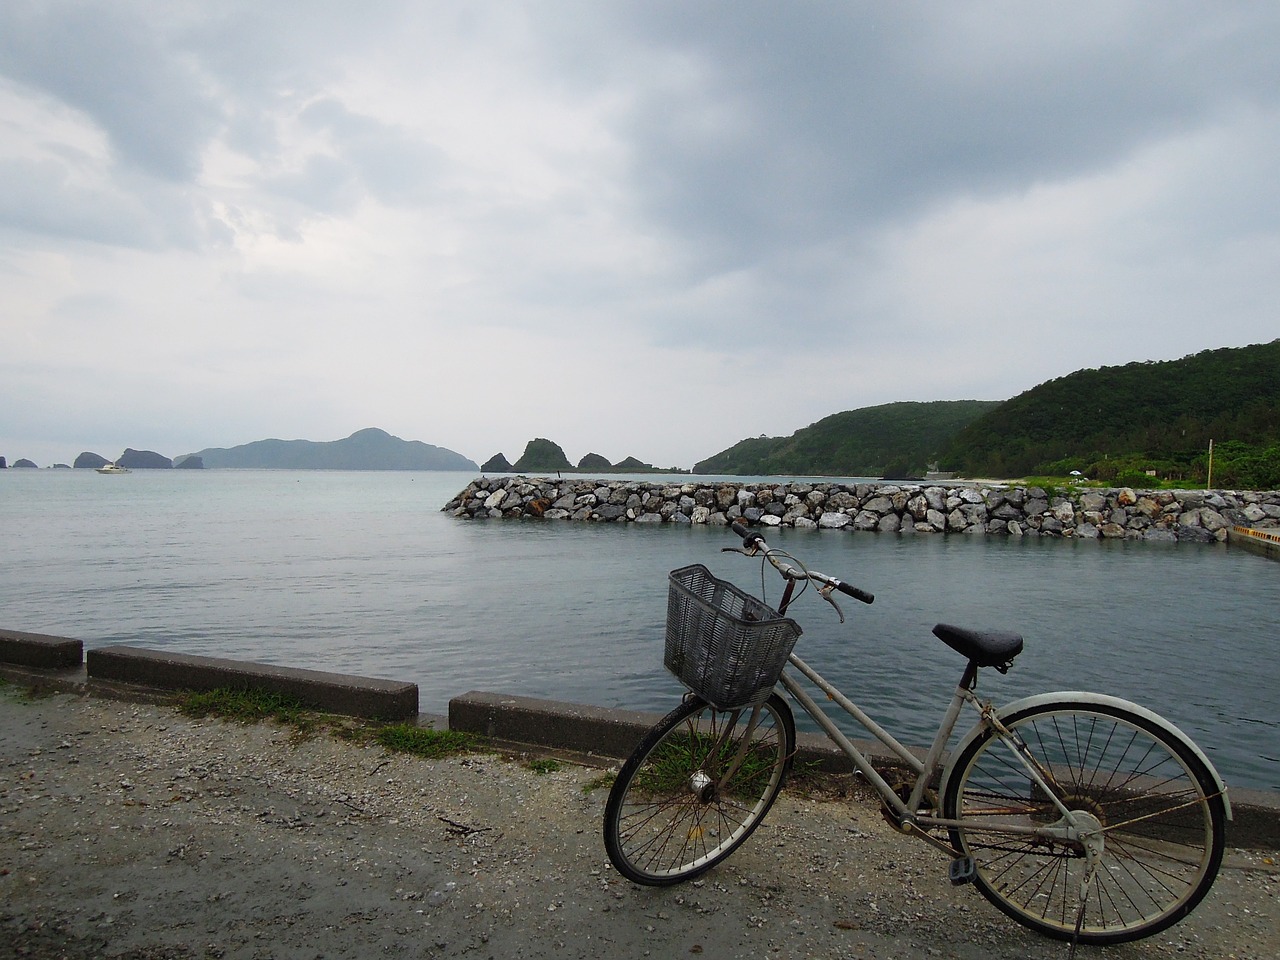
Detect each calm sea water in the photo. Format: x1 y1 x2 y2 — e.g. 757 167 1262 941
2 469 1277 791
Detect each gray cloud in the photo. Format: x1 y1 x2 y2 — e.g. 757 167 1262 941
297 98 445 206
2 1 1278 468
593 3 1280 259
0 2 223 181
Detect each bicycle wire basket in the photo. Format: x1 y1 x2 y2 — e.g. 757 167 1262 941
664 563 802 710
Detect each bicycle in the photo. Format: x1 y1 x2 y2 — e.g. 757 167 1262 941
602 522 1230 947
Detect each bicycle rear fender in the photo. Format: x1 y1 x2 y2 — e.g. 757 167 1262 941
941 691 1232 819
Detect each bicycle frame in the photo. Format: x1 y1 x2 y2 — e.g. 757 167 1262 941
773 651 1084 856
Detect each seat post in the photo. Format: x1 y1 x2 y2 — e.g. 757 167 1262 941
960 660 979 691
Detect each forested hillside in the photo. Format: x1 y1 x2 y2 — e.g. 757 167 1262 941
693 401 1000 477
940 340 1280 487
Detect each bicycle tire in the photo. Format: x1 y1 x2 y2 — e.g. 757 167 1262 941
603 693 795 885
942 699 1226 944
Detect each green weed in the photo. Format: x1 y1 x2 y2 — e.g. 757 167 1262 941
177 687 308 725
635 731 780 799
374 724 479 759
582 772 616 795
174 688 484 759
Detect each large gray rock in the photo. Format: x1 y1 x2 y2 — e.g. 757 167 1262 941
853 510 880 530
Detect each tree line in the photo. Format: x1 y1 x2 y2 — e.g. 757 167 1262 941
940 340 1280 487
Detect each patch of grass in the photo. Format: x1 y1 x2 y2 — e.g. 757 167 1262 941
331 722 370 743
174 688 485 758
374 723 479 759
527 757 561 775
0 676 76 703
634 732 782 799
1018 476 1095 492
582 772 616 795
177 687 309 726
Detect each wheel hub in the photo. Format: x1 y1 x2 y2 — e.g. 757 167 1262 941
688 770 716 802
1040 809 1105 857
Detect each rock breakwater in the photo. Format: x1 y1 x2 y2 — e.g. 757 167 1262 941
444 477 1280 541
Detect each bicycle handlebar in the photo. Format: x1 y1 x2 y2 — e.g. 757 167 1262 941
834 579 876 605
728 521 874 606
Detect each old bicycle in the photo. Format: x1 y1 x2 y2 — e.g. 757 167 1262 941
602 523 1229 946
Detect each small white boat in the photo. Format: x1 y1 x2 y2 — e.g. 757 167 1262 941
96 463 131 474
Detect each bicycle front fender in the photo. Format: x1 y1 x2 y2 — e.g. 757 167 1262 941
939 690 1231 819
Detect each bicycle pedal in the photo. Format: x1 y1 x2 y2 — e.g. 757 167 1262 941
948 856 976 886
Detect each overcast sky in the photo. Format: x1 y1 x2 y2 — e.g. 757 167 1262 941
2 2 1278 469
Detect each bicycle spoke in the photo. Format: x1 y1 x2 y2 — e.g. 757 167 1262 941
605 695 794 884
945 701 1224 944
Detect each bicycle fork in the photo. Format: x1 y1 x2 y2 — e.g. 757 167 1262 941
690 703 766 802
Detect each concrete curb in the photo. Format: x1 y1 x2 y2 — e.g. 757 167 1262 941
0 629 82 670
85 645 418 720
449 690 662 760
3 629 1277 848
446 689 922 777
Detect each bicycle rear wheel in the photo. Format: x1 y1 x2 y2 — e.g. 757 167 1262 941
942 699 1226 944
603 693 795 885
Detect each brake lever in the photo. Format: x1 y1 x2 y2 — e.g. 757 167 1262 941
818 584 846 624
720 545 759 557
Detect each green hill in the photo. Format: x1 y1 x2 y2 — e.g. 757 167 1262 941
185 428 478 470
693 400 1002 477
940 340 1280 486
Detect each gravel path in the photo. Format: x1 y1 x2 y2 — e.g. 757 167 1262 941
2 686 1276 960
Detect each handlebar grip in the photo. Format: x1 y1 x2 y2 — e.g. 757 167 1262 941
730 521 762 544
835 580 874 604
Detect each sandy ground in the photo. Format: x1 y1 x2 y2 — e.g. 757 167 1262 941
1 686 1276 960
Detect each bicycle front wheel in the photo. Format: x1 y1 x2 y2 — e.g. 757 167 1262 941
943 699 1226 945
603 693 795 885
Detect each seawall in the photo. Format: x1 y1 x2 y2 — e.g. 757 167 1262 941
444 476 1280 542
2 627 1277 848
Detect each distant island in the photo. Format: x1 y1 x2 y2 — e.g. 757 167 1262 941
0 432 475 471
480 438 688 475
182 428 478 471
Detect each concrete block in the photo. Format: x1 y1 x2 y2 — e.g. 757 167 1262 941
86 645 418 720
448 690 913 777
0 629 83 669
449 690 664 759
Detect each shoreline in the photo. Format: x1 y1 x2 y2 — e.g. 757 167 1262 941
4 633 1279 850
